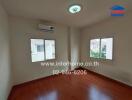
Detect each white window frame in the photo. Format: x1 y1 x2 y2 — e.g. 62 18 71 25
90 37 114 60
30 39 56 62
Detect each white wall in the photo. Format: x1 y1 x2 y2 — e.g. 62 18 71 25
9 16 80 85
81 12 132 86
70 27 80 70
0 3 12 100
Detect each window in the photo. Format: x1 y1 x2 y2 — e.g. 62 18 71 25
100 38 113 60
31 39 45 62
90 39 100 58
90 37 113 60
45 40 55 60
31 39 55 62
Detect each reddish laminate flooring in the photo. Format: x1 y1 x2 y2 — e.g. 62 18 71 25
8 69 132 100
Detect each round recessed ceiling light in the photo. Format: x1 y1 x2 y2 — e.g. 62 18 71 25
69 4 82 14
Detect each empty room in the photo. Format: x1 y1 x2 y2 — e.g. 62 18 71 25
0 0 132 100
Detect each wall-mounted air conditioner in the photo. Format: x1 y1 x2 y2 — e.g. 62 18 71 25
38 24 54 32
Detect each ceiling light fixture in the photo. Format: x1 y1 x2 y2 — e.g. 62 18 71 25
69 4 82 14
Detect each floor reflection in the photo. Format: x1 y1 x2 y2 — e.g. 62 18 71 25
37 90 58 100
89 86 112 100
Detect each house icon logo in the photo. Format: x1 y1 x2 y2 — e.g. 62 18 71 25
111 5 125 16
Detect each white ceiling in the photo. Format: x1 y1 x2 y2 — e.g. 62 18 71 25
1 0 132 28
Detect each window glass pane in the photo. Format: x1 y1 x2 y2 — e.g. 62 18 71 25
31 39 44 62
101 38 113 60
90 39 100 58
45 40 55 60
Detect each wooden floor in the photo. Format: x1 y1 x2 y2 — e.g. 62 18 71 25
8 68 132 100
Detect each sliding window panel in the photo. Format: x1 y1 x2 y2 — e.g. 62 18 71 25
31 39 45 62
100 38 113 60
45 40 55 60
90 39 100 58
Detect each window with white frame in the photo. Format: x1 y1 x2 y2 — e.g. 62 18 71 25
45 40 55 60
90 37 113 60
31 39 55 62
